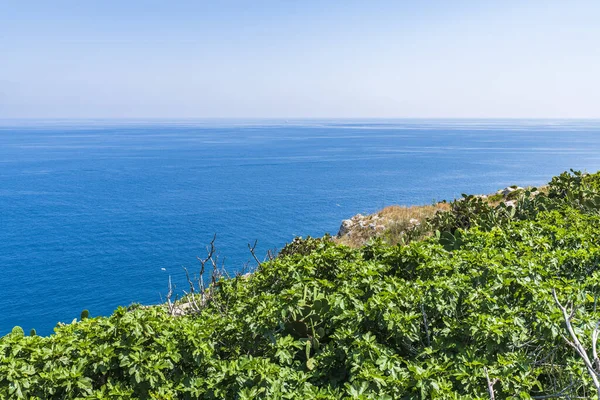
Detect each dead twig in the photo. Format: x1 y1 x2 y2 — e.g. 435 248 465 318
266 248 277 261
197 234 217 305
248 239 262 269
166 276 176 316
183 267 200 312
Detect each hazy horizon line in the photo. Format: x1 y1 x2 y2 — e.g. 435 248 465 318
2 117 600 121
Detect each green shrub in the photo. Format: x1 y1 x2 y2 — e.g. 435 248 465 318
10 326 24 338
487 193 504 202
1 170 600 399
278 235 332 258
505 188 524 200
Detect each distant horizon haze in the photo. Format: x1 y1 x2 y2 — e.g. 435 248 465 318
1 0 599 119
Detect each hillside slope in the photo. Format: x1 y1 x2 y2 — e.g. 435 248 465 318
2 170 600 399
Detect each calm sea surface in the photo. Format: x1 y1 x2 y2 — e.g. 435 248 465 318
1 119 600 335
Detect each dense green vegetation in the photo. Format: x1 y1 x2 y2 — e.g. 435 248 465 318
2 170 600 399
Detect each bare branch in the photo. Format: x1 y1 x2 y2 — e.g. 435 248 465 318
166 276 175 316
182 267 199 312
593 321 600 370
248 239 262 269
221 257 230 279
196 234 218 305
183 267 195 295
197 234 217 272
552 288 600 396
162 234 227 317
484 367 499 400
199 274 205 305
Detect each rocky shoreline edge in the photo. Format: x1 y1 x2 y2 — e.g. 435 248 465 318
334 184 541 247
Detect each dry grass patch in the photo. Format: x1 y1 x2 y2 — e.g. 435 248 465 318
377 203 451 221
335 202 451 248
380 203 451 246
335 185 548 248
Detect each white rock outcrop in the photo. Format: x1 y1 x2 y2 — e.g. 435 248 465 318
338 219 355 236
498 186 524 197
337 213 387 237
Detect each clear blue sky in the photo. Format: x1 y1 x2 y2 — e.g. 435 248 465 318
1 0 599 118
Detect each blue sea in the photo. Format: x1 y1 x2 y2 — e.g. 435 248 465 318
1 119 600 336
